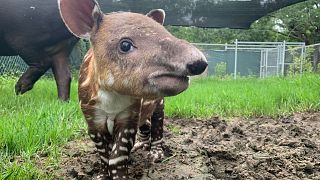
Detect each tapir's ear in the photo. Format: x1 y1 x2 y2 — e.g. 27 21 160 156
58 0 103 39
146 9 166 25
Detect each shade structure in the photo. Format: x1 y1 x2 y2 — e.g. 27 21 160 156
98 0 306 28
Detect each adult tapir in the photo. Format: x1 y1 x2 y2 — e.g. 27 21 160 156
0 0 79 101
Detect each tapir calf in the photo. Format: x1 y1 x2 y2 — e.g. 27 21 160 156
59 0 207 179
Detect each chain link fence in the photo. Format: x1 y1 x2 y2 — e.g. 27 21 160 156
0 40 89 76
0 41 319 79
194 41 310 78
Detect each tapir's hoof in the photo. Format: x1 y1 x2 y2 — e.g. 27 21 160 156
131 141 150 152
15 81 33 95
93 173 109 180
147 147 164 163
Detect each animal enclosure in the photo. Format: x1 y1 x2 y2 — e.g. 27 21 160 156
1 41 318 79
195 41 312 78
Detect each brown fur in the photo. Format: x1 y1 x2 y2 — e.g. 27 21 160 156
59 0 207 178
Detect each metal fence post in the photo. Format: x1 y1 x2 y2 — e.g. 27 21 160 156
281 41 286 76
276 45 280 76
300 44 305 75
265 49 269 77
234 39 238 79
260 50 263 78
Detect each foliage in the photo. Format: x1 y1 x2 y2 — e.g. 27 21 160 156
214 62 227 78
287 47 313 75
166 0 320 45
271 0 320 45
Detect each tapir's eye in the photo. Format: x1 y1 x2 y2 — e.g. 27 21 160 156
119 39 134 53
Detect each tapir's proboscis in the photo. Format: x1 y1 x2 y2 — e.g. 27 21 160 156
59 0 207 179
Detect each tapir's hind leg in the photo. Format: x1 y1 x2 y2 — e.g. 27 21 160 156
132 99 165 163
148 98 165 162
51 38 78 101
52 53 72 101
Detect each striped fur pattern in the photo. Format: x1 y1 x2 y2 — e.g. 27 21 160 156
59 0 207 179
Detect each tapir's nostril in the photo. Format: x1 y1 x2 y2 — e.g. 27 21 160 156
187 60 208 75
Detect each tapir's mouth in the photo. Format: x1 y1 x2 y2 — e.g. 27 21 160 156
148 72 189 96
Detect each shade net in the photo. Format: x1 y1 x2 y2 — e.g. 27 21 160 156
98 0 306 28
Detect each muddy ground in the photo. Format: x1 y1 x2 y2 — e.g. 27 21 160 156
49 112 320 179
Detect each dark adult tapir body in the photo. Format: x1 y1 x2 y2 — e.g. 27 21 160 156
0 0 78 101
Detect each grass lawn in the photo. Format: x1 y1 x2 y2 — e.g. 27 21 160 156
0 74 320 178
166 74 320 118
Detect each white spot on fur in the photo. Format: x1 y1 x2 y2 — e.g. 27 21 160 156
129 129 135 134
109 156 128 165
160 99 164 105
112 144 117 151
97 148 106 153
119 146 128 152
112 170 117 174
100 155 108 163
124 129 129 133
95 141 103 146
151 139 163 145
121 138 128 143
89 134 95 139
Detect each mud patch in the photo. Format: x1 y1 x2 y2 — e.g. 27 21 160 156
49 112 320 179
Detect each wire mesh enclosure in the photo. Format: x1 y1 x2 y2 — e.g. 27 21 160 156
0 41 318 79
0 41 86 76
195 41 309 78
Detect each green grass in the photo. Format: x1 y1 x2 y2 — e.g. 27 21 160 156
165 74 320 118
0 74 320 178
0 76 84 179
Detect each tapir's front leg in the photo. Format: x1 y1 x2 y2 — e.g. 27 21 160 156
109 109 140 179
82 106 112 179
148 99 165 162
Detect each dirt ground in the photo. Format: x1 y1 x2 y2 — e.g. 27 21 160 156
49 112 320 179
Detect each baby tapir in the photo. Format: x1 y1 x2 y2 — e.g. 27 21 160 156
58 0 207 179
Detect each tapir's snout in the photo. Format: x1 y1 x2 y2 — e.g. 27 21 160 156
183 44 208 76
187 60 208 75
158 37 208 76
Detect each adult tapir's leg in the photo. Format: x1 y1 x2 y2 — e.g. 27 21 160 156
51 53 71 101
15 50 52 96
50 38 78 101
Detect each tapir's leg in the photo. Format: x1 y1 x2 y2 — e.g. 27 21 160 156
131 120 151 152
51 53 71 101
148 98 165 162
109 111 140 179
15 53 52 95
83 107 112 179
50 38 78 101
